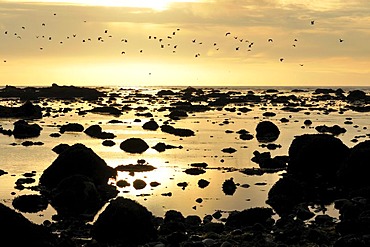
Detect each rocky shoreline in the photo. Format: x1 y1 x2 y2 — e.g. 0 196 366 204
1 86 370 246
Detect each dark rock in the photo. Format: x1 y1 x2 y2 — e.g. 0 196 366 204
152 142 181 152
338 140 370 189
102 140 115 146
160 124 195 137
133 179 147 190
120 138 149 153
50 174 102 217
13 120 42 138
222 178 236 195
225 207 274 228
222 147 237 153
0 101 42 119
39 143 116 190
116 180 130 187
184 168 206 175
0 84 104 100
84 125 116 139
88 106 122 116
198 179 210 188
315 124 346 135
168 110 188 119
142 119 159 130
191 162 208 169
92 197 157 245
267 175 308 216
12 194 48 213
288 134 350 182
0 203 57 246
60 123 84 133
255 121 280 142
51 143 70 154
347 90 367 101
115 163 156 172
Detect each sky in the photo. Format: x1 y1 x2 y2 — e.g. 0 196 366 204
0 0 369 87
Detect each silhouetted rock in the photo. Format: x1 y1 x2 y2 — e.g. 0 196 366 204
12 194 48 213
12 120 42 138
51 143 70 154
160 124 195 137
198 179 210 188
222 178 236 195
184 168 206 175
0 101 42 119
39 143 116 190
288 134 350 183
120 138 149 153
92 197 157 245
50 174 102 218
347 90 367 101
60 123 84 133
267 175 309 216
315 124 346 135
142 119 159 130
226 207 274 228
0 203 57 246
152 142 182 152
133 179 147 190
84 124 116 139
338 140 370 189
88 106 122 116
255 121 280 142
0 84 104 100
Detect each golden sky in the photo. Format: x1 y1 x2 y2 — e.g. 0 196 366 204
0 0 369 86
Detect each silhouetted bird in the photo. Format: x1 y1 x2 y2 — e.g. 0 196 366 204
339 39 344 42
280 58 284 62
268 38 273 42
225 32 231 36
311 20 315 25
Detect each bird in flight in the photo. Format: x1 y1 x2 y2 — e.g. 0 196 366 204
280 58 284 62
339 39 344 42
268 38 273 42
225 32 231 36
311 20 315 25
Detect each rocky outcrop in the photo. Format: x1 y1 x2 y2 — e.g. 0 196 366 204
92 197 157 246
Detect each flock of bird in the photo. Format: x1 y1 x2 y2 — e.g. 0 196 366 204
1 12 345 67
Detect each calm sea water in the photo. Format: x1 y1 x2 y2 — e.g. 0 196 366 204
1 85 369 224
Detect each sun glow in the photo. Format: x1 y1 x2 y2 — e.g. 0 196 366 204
5 0 201 10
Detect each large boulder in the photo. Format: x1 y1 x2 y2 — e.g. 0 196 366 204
39 143 116 190
84 125 116 139
0 203 57 246
255 121 280 142
120 138 149 153
50 175 102 217
12 120 42 138
92 197 157 245
338 140 370 189
287 134 349 183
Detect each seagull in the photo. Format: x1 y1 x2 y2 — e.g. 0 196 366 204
280 58 284 62
268 38 273 42
339 39 344 42
225 32 231 36
311 20 315 25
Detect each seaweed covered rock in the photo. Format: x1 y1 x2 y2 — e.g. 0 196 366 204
92 197 157 245
287 134 349 183
120 138 149 153
39 143 116 190
255 121 280 142
0 203 57 246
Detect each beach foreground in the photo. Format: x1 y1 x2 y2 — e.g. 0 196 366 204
1 85 370 246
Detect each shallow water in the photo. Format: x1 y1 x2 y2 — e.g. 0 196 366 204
1 86 369 224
